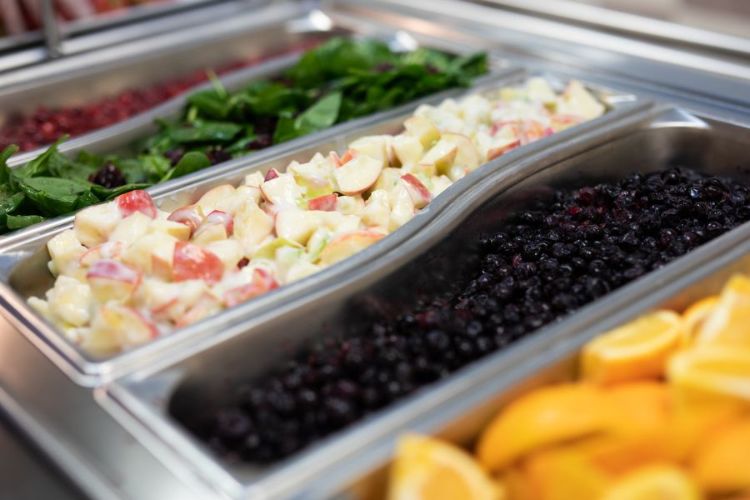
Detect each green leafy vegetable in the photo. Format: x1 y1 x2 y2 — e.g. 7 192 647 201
0 38 488 235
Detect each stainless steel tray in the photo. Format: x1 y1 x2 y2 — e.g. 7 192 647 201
103 103 750 499
0 70 640 386
0 10 506 248
324 196 750 500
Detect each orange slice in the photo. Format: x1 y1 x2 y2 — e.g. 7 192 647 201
524 448 610 500
668 345 750 407
696 275 750 348
600 464 701 500
388 434 500 500
691 420 750 493
682 295 719 345
581 311 683 384
476 384 614 472
606 382 671 436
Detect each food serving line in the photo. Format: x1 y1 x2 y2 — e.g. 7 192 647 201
0 1 749 499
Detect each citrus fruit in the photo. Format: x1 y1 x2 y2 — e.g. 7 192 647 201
581 311 683 384
606 382 671 436
696 275 750 348
476 383 614 472
388 434 499 500
600 464 701 500
682 295 719 345
524 448 610 500
668 345 750 407
691 420 750 493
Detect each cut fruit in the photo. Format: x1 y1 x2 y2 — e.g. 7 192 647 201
581 310 683 384
388 434 499 500
691 420 750 493
606 382 671 437
477 384 615 472
600 464 701 500
333 154 384 195
682 295 719 346
524 448 610 500
668 345 750 406
403 115 441 149
696 275 750 348
318 230 384 266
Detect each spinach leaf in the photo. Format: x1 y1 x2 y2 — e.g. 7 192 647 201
187 89 231 119
92 183 152 200
273 92 341 144
162 152 211 181
167 120 242 143
12 138 65 179
0 145 18 184
6 214 45 230
18 176 92 216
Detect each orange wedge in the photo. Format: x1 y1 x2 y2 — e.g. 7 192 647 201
388 434 500 500
581 311 683 384
524 448 610 500
696 275 750 348
606 382 671 436
682 295 719 346
691 420 750 493
600 464 701 500
668 345 750 408
476 384 614 472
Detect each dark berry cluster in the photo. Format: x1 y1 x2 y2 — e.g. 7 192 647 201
181 168 750 464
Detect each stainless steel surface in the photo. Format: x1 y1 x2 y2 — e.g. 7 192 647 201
40 0 62 59
101 103 750 500
0 70 638 387
470 0 750 61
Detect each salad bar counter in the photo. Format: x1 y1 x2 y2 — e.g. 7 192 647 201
0 0 749 499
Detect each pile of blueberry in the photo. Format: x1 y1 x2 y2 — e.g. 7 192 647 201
183 167 750 463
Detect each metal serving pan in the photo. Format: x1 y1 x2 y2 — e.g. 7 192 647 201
327 196 750 500
102 103 750 499
0 11 505 248
0 70 641 386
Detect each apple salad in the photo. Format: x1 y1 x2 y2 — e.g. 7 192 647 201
28 77 605 355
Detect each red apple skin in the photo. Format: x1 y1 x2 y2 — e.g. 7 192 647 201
401 174 432 206
168 205 203 235
487 139 521 161
116 190 157 219
264 169 280 181
329 151 342 167
86 259 141 285
308 193 338 211
222 269 279 307
205 210 234 236
172 242 224 284
338 149 357 166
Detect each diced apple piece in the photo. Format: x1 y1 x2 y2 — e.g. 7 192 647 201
176 292 222 328
275 209 323 245
196 184 236 214
192 223 228 247
204 210 234 236
308 193 338 211
74 202 122 248
222 268 278 307
420 138 458 175
86 304 158 353
334 154 383 195
388 183 416 231
306 228 331 262
400 174 432 209
373 168 403 193
260 173 304 207
244 171 265 188
253 237 303 261
79 241 125 267
139 279 206 322
109 212 152 245
236 185 262 207
361 189 391 229
348 136 389 168
431 175 454 197
391 134 424 168
205 239 244 271
264 168 279 181
286 261 321 282
86 260 141 303
234 202 274 253
46 275 92 327
441 132 481 171
561 80 605 119
336 196 364 216
319 230 385 266
47 229 86 276
151 218 192 241
487 137 521 161
173 242 224 284
167 205 203 236
404 115 441 149
288 154 336 198
320 212 361 236
115 190 157 219
121 232 177 278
